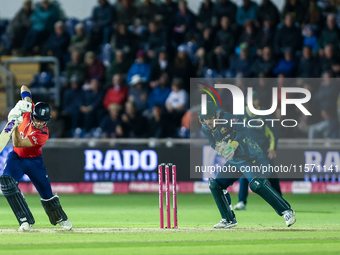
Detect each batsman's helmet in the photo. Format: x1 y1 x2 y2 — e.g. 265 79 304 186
198 101 219 119
32 102 51 122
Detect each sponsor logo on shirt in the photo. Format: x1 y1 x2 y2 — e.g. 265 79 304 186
32 136 38 145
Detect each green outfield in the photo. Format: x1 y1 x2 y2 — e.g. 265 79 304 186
0 193 340 255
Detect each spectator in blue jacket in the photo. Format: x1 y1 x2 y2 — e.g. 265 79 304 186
22 0 60 53
273 48 297 77
92 0 114 44
126 50 151 84
236 0 258 26
148 72 171 110
45 21 70 71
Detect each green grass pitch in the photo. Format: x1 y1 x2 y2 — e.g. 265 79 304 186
0 193 340 255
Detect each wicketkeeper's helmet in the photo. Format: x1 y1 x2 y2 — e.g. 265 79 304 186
198 101 219 120
32 102 51 122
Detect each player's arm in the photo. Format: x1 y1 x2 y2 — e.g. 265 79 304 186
12 127 33 148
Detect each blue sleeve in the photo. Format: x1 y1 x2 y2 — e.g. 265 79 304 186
202 127 217 149
225 112 248 144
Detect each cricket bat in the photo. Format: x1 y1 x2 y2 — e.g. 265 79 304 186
0 119 19 153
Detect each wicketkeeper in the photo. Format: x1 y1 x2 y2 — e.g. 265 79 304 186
0 85 72 231
199 101 296 228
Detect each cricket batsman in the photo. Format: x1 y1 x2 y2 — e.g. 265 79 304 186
0 85 72 231
234 91 282 210
199 101 296 228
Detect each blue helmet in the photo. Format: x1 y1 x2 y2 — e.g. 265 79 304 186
32 102 51 122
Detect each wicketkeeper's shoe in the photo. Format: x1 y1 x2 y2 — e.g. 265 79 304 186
59 219 73 230
233 201 246 210
213 218 238 229
283 209 296 227
18 222 31 232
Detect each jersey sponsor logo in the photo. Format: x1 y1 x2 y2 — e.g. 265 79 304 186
220 127 228 134
32 136 38 145
4 120 16 133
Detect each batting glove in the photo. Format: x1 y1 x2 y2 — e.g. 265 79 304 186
15 100 31 113
8 108 23 124
222 141 239 161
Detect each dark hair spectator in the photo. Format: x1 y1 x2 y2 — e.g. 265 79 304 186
116 0 137 26
103 74 129 109
238 20 257 49
173 45 194 91
212 0 237 24
281 0 305 24
79 78 105 131
148 72 171 110
318 14 340 54
48 107 65 138
197 0 214 30
126 50 151 84
255 19 276 50
92 0 114 44
156 0 178 31
173 0 196 45
256 0 280 28
121 101 148 137
236 0 258 26
45 21 70 71
297 45 320 77
146 21 167 59
66 51 86 85
251 46 276 77
320 44 335 72
62 77 82 130
274 14 302 55
114 23 137 56
137 0 157 26
308 107 338 139
85 51 106 83
302 0 323 28
150 51 172 82
147 105 175 138
6 0 33 53
99 103 124 138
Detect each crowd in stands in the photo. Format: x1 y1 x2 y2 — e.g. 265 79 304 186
1 0 340 139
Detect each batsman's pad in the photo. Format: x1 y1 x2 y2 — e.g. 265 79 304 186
209 178 234 221
41 195 68 225
250 177 290 216
0 175 35 225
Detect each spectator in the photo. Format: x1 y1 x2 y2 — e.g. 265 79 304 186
320 44 335 72
45 21 70 71
103 74 129 109
100 103 124 138
302 0 323 28
173 45 194 91
308 108 338 139
128 74 148 113
79 78 105 131
303 25 318 52
68 23 89 55
251 46 276 77
150 51 172 82
156 0 178 31
6 0 33 53
62 76 83 130
281 0 305 25
212 0 237 24
128 18 148 41
106 50 131 82
208 16 235 73
238 20 257 49
145 21 167 59
196 27 214 76
173 0 196 45
66 51 86 85
147 105 175 138
148 72 171 110
319 14 340 54
274 48 297 77
197 0 215 30
274 14 302 56
114 23 137 56
22 0 60 53
85 51 106 83
126 50 151 84
255 19 276 50
48 107 65 138
297 46 320 77
229 43 254 78
165 78 189 126
256 0 280 28
116 0 137 26
236 0 258 26
121 101 148 137
92 0 113 44
137 0 157 26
